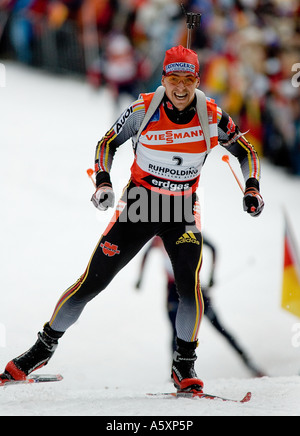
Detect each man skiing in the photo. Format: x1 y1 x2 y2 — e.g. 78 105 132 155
0 45 264 393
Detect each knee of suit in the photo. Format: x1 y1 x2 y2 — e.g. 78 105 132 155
70 272 113 301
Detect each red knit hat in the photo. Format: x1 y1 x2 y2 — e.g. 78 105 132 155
163 45 199 77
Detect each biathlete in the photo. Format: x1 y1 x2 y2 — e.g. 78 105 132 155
0 45 264 393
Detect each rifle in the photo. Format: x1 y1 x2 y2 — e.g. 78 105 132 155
181 3 201 49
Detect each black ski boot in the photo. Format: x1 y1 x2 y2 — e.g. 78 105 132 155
171 338 204 392
0 323 63 382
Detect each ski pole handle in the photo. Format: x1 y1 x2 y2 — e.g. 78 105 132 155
87 168 96 188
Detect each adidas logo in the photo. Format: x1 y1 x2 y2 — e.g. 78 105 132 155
176 231 200 245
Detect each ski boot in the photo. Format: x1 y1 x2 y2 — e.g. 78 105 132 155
171 338 204 393
0 323 63 383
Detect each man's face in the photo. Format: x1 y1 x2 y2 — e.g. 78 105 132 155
161 72 200 111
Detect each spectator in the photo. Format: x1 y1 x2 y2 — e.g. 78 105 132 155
101 32 139 102
8 0 36 64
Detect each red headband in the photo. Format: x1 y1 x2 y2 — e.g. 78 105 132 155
163 45 199 77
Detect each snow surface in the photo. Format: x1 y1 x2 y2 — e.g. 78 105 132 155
1 62 300 417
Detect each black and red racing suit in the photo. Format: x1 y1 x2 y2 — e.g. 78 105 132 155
48 91 261 344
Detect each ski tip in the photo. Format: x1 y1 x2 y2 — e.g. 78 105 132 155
55 374 63 382
241 392 252 403
31 374 64 382
53 374 63 381
52 374 63 382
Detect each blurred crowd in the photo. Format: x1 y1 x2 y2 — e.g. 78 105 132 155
0 0 299 174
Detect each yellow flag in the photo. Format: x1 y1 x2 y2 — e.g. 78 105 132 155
281 213 300 318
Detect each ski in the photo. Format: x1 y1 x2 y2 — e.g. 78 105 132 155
0 374 63 387
147 391 252 403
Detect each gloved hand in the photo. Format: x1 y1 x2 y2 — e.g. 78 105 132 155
91 184 115 211
243 186 264 217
